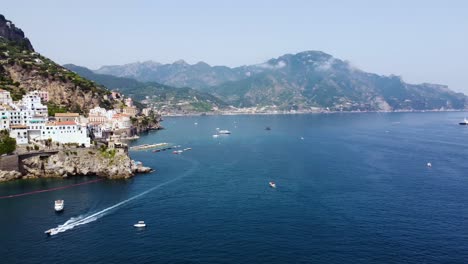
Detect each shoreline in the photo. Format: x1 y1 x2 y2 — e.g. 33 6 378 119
162 109 468 117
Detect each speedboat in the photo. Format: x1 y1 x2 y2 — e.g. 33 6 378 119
459 118 468 125
173 150 183 154
54 200 64 212
218 130 231 134
183 148 192 151
44 229 53 236
269 182 276 188
427 162 432 167
212 134 219 138
134 221 146 228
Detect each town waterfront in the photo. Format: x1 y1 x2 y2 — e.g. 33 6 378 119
1 112 468 263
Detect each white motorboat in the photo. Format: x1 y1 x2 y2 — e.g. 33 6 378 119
459 118 468 125
212 134 219 138
134 221 146 228
269 181 276 188
218 130 231 134
44 229 53 236
427 162 432 167
54 200 64 212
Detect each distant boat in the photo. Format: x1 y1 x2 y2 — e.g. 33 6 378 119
427 162 432 168
173 150 183 154
212 134 219 138
194 122 198 125
183 148 192 151
300 137 304 140
218 130 231 134
459 118 468 125
54 200 64 212
265 127 271 131
269 182 276 188
134 221 146 228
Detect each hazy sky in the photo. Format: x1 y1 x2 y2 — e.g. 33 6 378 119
3 0 468 92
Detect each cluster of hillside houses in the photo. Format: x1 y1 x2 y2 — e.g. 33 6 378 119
0 89 146 147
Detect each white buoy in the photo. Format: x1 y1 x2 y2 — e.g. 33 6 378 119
427 162 432 167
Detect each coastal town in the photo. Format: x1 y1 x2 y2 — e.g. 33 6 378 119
0 88 156 148
0 88 158 182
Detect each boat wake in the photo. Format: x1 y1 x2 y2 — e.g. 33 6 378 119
46 158 197 236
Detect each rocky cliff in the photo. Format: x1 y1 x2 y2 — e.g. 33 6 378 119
0 14 112 113
0 15 33 51
19 148 151 180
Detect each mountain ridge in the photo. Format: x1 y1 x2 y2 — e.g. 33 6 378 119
95 50 466 111
64 64 228 113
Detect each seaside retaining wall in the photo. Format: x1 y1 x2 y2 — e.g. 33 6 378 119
0 154 19 172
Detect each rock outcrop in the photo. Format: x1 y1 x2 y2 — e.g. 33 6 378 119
0 170 22 182
20 148 151 180
0 15 34 51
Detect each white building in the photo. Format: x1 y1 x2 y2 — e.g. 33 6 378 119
40 121 90 147
9 125 28 145
0 89 13 104
111 114 131 130
0 90 91 146
89 107 116 124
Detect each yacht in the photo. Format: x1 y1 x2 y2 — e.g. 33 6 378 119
459 118 468 125
269 182 276 188
134 221 146 228
54 200 64 212
218 130 231 134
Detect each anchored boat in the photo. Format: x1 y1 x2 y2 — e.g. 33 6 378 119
134 221 146 228
54 200 64 212
218 130 231 134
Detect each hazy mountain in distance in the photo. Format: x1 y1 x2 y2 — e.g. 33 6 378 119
95 60 254 89
64 64 228 113
94 51 466 111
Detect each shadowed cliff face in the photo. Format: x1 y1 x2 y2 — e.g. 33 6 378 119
0 15 34 51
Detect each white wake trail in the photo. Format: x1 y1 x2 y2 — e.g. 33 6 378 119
47 160 196 236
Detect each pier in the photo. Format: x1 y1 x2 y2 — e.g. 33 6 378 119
129 143 170 151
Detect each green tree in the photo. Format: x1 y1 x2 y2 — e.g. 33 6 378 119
0 129 16 155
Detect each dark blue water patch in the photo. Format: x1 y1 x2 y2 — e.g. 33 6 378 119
1 112 468 263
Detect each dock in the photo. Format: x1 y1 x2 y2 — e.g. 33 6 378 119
129 142 170 151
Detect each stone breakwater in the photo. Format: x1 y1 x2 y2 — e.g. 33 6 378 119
0 148 152 182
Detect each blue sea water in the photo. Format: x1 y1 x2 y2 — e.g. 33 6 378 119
1 112 468 263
